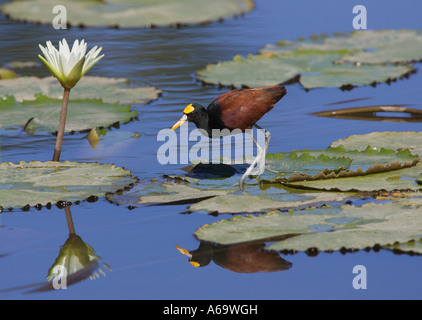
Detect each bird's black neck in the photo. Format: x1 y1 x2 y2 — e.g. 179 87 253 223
188 105 213 136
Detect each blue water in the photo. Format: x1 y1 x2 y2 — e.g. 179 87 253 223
1 0 422 299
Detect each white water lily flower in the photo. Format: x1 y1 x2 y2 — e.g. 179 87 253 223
38 38 104 89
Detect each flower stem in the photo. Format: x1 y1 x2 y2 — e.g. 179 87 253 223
52 88 71 161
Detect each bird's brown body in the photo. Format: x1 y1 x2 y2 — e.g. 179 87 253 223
207 85 287 131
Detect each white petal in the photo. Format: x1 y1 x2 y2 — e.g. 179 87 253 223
59 38 71 60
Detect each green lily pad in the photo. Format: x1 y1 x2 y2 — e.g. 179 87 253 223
331 131 422 157
3 61 40 69
0 95 138 134
198 30 420 90
265 148 352 176
264 146 419 185
284 163 422 192
0 161 136 209
0 76 161 104
188 192 351 214
194 199 422 252
1 0 254 28
260 29 422 65
197 49 412 90
0 68 17 79
107 181 234 207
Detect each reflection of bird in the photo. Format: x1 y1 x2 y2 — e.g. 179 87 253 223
172 85 287 188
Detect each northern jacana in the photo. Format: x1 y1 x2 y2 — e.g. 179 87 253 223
172 85 287 188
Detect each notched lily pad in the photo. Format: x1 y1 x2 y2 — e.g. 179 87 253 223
0 161 136 210
194 200 422 253
0 95 138 134
0 76 161 105
264 146 419 187
1 0 254 28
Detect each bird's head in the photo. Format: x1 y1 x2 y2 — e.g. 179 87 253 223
171 103 206 130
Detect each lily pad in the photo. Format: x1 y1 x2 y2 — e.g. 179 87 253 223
197 30 420 90
0 68 17 79
284 163 422 192
0 161 136 209
1 0 254 28
260 29 422 65
0 95 138 134
0 76 161 104
331 131 422 157
265 148 352 176
197 49 412 90
264 146 419 185
312 105 422 123
107 181 234 207
188 192 351 214
194 200 422 252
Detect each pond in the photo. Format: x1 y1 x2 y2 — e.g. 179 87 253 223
1 0 422 300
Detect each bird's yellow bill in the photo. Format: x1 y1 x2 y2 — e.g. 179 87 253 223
171 114 187 130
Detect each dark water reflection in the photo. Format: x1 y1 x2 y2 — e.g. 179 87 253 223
1 0 422 299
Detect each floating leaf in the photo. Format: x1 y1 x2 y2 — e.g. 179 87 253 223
0 68 17 79
194 200 422 252
108 182 234 207
197 49 412 89
260 29 422 65
198 30 420 90
1 0 254 28
3 61 40 69
0 95 138 134
0 76 161 104
312 105 422 123
188 192 351 214
264 146 419 186
331 131 422 157
0 161 136 209
284 163 422 192
265 148 352 177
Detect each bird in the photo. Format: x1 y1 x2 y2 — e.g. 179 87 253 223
171 85 287 188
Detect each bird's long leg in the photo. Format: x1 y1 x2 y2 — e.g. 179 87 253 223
238 125 271 189
238 135 261 188
253 124 270 175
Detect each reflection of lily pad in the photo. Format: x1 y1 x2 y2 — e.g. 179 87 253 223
1 0 254 28
0 161 136 209
0 76 161 104
0 95 138 134
197 30 419 89
195 200 422 253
